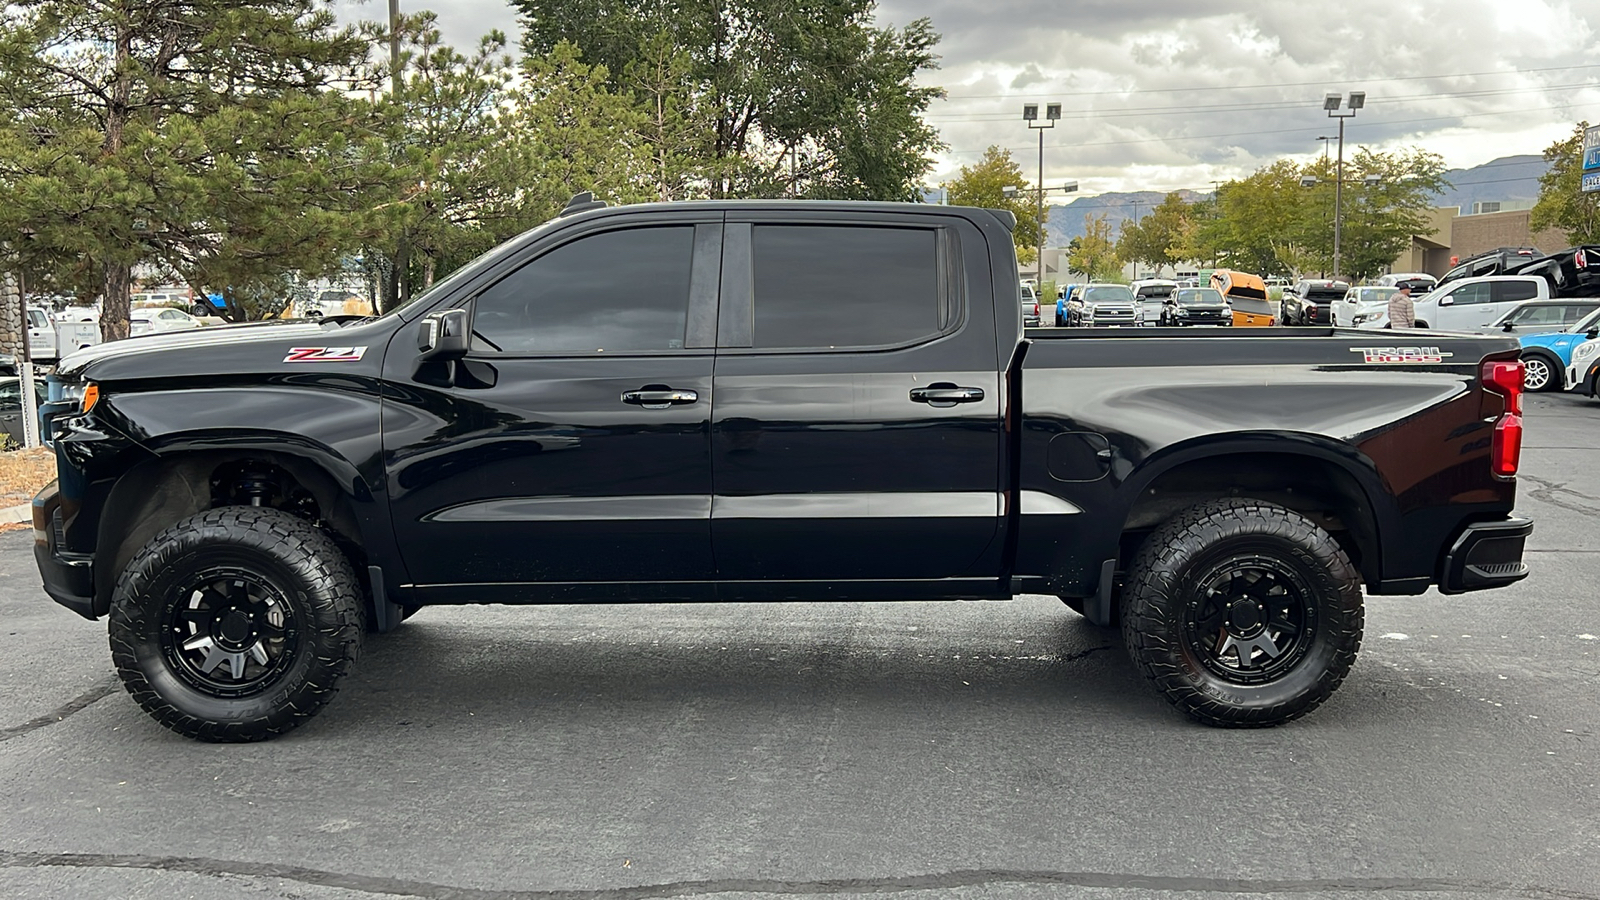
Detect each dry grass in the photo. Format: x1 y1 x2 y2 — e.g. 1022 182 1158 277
0 446 56 509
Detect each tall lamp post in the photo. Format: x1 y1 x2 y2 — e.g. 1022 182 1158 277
1004 180 1078 286
1023 102 1062 286
1322 91 1365 279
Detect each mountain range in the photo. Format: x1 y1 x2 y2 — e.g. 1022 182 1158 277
1038 154 1549 249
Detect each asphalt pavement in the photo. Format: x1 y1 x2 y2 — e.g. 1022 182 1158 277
1 392 1598 900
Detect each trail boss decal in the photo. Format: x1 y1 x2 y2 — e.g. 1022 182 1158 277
283 347 367 363
1350 346 1453 364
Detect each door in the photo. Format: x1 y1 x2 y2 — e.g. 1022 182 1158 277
383 218 722 597
1432 280 1491 330
709 214 1003 585
26 309 54 359
1484 279 1543 329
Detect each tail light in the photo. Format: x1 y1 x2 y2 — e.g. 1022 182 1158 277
1033 301 1040 316
1481 359 1524 478
1577 249 1588 269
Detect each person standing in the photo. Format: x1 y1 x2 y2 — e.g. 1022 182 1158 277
1387 286 1415 328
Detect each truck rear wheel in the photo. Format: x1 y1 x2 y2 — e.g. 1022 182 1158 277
1121 499 1363 728
108 507 364 742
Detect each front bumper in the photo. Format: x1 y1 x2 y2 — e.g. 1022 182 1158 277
1439 517 1532 595
33 480 97 619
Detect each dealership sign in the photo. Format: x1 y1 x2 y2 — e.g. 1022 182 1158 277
1584 125 1600 191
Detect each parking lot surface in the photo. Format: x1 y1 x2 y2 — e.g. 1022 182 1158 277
1 392 1598 900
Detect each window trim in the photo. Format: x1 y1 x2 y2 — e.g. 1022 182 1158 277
461 220 717 360
717 219 966 355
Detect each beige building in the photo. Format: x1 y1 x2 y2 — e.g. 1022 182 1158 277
1391 203 1569 276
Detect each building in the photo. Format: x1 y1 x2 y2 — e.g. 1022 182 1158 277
1389 202 1567 277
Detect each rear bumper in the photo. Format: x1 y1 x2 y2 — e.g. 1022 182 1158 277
32 481 97 619
1439 516 1532 595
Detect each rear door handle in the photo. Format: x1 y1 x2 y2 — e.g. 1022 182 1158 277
622 387 699 409
910 384 985 408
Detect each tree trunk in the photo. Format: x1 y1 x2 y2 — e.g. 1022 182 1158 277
99 8 134 342
100 262 132 341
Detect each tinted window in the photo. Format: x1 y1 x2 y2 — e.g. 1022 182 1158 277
1492 280 1540 303
1448 282 1491 305
473 227 694 354
1083 285 1134 303
1135 285 1173 299
1572 308 1600 332
1176 289 1224 305
751 225 939 349
1566 303 1600 324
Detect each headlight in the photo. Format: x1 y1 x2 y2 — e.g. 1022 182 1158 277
1175 308 1189 316
59 381 98 414
1577 342 1599 359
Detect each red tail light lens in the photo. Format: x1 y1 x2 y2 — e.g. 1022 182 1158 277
1482 360 1524 415
1577 249 1588 269
1482 359 1525 478
1492 414 1523 477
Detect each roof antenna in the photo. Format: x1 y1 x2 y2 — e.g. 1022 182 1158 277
559 191 608 217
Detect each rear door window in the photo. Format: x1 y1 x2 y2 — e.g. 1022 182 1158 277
1491 280 1540 304
749 225 941 350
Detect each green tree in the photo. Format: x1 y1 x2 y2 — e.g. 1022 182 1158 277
0 0 378 334
1322 147 1449 280
944 146 1045 265
1069 214 1120 282
512 0 944 201
1211 160 1305 278
1531 122 1600 244
1116 193 1193 271
360 13 517 311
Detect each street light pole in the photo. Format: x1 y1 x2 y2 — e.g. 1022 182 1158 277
1023 103 1062 286
1323 91 1364 279
1129 199 1143 280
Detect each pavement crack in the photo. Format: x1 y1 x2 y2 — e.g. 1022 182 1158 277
3 853 1594 900
1521 476 1600 516
0 677 119 744
1060 645 1115 663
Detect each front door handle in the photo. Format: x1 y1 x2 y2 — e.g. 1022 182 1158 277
910 383 985 408
622 387 699 409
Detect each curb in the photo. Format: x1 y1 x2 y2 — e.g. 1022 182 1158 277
0 504 31 525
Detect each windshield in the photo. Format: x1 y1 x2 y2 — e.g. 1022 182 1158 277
1084 285 1134 304
1569 307 1600 332
1357 287 1398 303
1135 285 1174 299
1176 288 1224 305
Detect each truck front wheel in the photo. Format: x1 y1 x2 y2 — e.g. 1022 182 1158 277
108 507 365 742
1121 499 1363 728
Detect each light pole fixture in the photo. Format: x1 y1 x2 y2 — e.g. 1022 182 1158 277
1323 90 1365 279
1023 102 1062 285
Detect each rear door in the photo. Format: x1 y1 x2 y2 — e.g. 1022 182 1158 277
1485 279 1544 329
709 211 1003 588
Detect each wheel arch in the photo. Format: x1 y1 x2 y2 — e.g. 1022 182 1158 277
92 436 387 617
1114 433 1394 589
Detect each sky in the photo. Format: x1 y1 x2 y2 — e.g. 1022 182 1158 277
335 0 1600 199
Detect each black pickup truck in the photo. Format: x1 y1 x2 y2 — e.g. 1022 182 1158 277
35 197 1532 741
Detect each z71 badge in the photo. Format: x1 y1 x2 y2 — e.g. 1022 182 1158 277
1350 346 1453 364
283 347 367 363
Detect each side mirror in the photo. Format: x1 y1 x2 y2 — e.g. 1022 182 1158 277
1438 296 1453 306
1501 321 1515 332
418 308 470 361
1588 328 1599 339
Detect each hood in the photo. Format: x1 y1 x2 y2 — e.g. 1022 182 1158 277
58 320 334 378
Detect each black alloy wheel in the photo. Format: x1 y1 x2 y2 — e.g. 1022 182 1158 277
1121 498 1363 727
160 567 299 697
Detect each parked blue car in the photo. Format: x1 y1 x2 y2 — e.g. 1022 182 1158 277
1055 284 1080 327
1518 306 1600 391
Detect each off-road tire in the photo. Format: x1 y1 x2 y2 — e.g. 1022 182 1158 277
1121 498 1363 728
109 507 364 742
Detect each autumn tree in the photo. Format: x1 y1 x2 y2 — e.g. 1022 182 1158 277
1068 214 1120 281
1531 122 1600 245
944 146 1045 265
1116 193 1193 272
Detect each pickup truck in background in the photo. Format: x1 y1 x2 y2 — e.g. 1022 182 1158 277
34 197 1532 741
